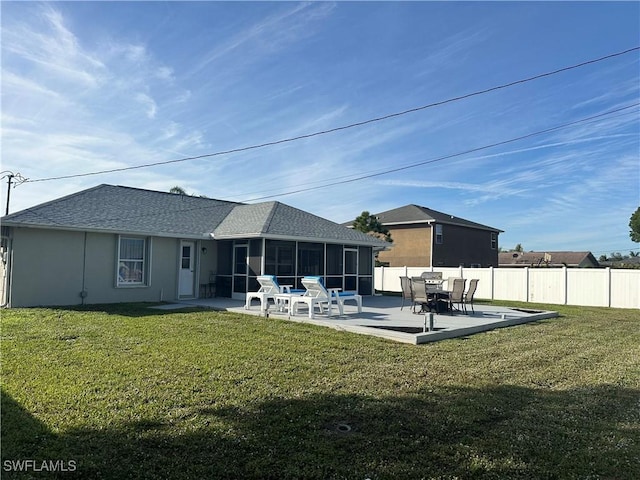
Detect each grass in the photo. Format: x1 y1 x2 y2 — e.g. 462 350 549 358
1 301 639 479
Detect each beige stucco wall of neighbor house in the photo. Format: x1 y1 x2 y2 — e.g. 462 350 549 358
377 225 432 267
7 228 189 307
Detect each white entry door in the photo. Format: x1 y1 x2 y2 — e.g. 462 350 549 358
179 241 196 297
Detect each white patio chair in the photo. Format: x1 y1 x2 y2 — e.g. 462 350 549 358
290 276 362 319
245 275 299 314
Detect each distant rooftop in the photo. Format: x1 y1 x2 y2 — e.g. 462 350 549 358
498 251 599 268
344 204 502 232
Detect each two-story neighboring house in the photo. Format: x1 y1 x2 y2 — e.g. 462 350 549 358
345 204 502 268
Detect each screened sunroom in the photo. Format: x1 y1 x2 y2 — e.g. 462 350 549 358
213 239 377 299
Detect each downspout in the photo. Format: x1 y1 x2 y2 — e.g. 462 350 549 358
1 236 11 307
372 248 380 295
429 224 434 267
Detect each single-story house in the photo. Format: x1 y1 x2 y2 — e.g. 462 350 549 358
498 251 600 268
344 204 502 268
0 184 388 308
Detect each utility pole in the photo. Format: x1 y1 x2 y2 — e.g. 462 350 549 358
5 174 13 216
1 172 27 215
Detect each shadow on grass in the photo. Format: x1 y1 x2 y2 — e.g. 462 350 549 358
43 303 215 318
3 384 638 480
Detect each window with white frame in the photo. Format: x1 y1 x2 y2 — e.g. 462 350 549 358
435 224 443 244
491 232 497 250
117 236 148 286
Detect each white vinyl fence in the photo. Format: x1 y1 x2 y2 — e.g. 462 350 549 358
375 266 640 309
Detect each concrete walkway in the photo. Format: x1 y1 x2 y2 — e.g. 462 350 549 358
170 295 558 345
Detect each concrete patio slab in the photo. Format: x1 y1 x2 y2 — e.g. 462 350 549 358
175 295 559 345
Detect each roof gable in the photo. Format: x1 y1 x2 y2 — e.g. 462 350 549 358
215 201 388 246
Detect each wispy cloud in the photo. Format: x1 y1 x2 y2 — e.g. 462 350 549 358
135 93 158 119
188 2 335 76
1 71 63 100
1 3 203 191
415 28 490 78
2 5 105 88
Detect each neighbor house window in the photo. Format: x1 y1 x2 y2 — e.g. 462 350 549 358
491 232 497 250
117 236 148 286
435 224 443 244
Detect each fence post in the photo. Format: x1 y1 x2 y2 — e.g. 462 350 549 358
563 266 568 305
525 267 530 302
607 267 611 308
490 266 494 300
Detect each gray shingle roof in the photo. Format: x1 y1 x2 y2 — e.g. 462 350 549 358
344 204 502 232
1 185 237 237
1 184 387 247
215 202 387 245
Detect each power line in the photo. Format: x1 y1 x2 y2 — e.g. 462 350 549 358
25 46 640 184
17 102 635 224
228 108 639 201
239 103 639 202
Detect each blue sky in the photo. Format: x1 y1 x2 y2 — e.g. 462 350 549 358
2 1 639 257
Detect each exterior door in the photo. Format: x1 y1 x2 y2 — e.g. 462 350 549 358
179 241 196 297
232 244 248 300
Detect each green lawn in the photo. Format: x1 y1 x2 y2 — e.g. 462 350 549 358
2 301 639 479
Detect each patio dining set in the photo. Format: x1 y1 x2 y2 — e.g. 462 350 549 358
400 273 478 315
